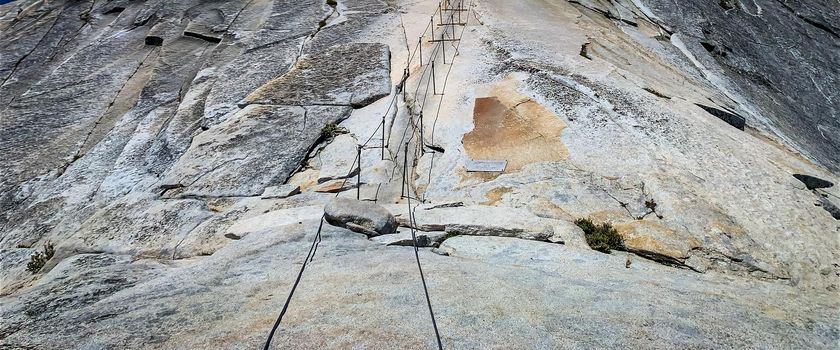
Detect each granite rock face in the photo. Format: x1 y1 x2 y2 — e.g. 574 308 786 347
639 0 840 173
242 43 392 107
0 0 392 246
1 222 838 349
1 0 839 348
160 105 353 197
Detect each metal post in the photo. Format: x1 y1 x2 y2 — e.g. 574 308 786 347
442 31 446 64
419 37 423 65
401 142 408 198
438 3 442 23
431 60 436 94
430 17 434 38
450 11 456 39
356 145 362 200
381 114 386 160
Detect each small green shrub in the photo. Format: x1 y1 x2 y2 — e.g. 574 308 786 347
321 122 348 139
26 241 55 274
79 10 91 22
574 218 623 254
639 199 664 220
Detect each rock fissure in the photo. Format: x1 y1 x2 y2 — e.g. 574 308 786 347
67 47 158 169
0 10 62 94
182 31 222 43
773 0 839 39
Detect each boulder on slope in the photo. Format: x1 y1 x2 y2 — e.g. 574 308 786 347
325 198 397 237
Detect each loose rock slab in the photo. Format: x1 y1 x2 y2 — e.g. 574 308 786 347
325 198 397 237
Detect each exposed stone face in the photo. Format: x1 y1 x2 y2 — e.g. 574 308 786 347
371 231 445 247
312 133 361 183
160 105 352 197
387 204 583 245
1 0 839 348
639 0 840 173
241 43 392 108
5 223 837 349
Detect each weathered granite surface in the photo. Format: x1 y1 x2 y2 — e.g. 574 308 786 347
0 0 838 348
160 105 352 197
1 221 837 349
241 43 392 107
642 0 840 173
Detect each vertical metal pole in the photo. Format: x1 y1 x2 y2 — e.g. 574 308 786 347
451 11 455 38
419 37 423 65
356 145 362 200
401 142 408 198
438 3 442 23
430 17 434 38
431 60 436 95
381 114 385 160
442 31 446 64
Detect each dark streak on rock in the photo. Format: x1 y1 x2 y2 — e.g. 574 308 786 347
696 104 746 130
183 31 222 43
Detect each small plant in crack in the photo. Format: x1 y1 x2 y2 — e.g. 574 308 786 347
638 198 664 220
574 218 624 254
27 241 55 274
321 122 348 139
79 10 91 22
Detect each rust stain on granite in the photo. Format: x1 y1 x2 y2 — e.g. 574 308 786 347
463 78 568 175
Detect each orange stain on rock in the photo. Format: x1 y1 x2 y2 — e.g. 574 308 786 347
480 186 513 205
463 79 568 173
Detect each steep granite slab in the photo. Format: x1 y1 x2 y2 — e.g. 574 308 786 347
160 105 352 197
240 43 391 107
639 0 840 173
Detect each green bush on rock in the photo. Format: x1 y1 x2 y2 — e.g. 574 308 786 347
574 218 623 254
26 241 55 274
